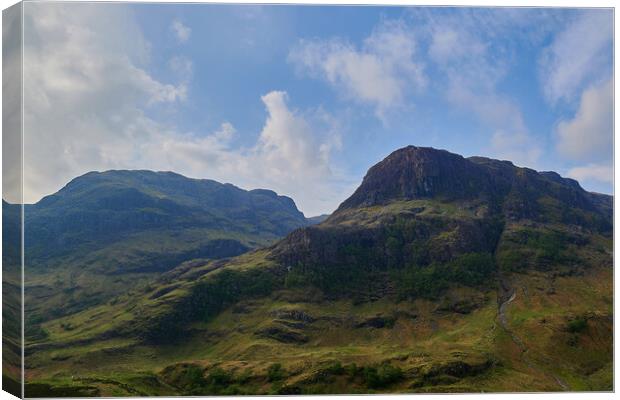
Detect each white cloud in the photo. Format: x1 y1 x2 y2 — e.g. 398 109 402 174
556 78 613 188
256 91 333 177
567 163 613 185
212 122 235 142
288 20 425 119
137 91 346 215
556 78 613 161
171 19 191 43
428 27 486 65
539 10 612 105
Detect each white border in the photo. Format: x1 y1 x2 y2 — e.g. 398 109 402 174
0 1 616 400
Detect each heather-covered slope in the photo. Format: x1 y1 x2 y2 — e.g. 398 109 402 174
23 147 613 395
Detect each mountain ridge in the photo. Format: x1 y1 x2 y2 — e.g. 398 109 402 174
25 169 313 265
336 146 608 218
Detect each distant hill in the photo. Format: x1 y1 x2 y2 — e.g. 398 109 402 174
307 214 330 224
23 147 613 395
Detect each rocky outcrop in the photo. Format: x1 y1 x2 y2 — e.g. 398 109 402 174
255 326 309 344
270 309 315 323
355 315 396 329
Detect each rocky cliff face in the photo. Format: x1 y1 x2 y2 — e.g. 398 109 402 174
270 146 611 290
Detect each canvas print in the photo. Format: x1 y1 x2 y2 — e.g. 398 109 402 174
2 2 614 397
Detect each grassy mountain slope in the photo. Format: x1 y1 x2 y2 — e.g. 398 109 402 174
23 147 613 395
20 170 312 334
2 201 22 396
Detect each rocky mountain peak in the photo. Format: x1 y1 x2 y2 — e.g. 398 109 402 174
335 146 496 212
330 145 610 229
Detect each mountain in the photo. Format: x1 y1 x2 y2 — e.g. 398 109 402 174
23 147 613 395
21 170 313 326
26 170 309 267
307 214 330 224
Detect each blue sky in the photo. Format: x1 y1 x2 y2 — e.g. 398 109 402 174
21 4 613 216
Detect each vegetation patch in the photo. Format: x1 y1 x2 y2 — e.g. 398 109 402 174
138 265 283 343
394 252 496 300
567 315 589 334
160 364 247 395
497 227 579 272
24 382 100 397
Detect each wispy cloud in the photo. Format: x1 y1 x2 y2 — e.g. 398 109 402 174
171 19 191 43
168 55 193 87
288 9 569 168
288 19 425 120
539 10 612 105
411 9 544 167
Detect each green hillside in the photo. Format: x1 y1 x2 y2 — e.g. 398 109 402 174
17 170 313 342
21 147 613 395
